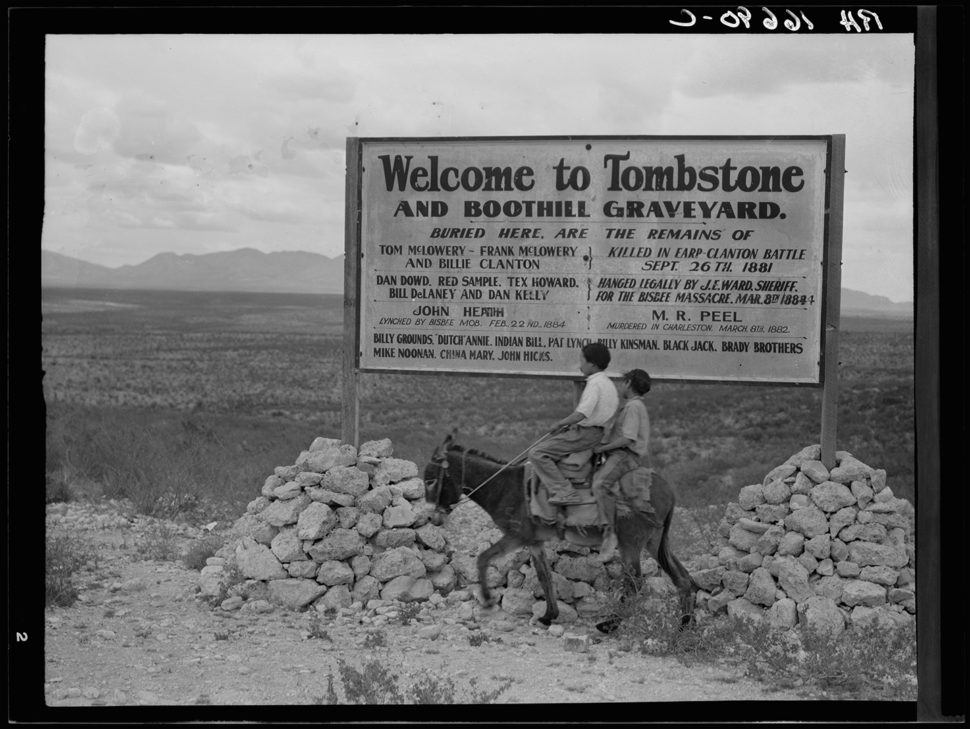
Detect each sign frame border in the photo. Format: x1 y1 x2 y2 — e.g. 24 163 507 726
346 133 842 387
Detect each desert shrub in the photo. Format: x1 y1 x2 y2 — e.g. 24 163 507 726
407 672 513 704
98 423 212 518
316 657 512 705
205 562 247 607
45 469 74 504
606 586 727 665
44 411 214 518
306 612 331 641
777 621 917 698
395 602 422 626
362 630 388 649
606 584 917 699
46 532 97 607
182 535 224 570
44 402 323 519
45 404 109 496
137 523 181 561
327 657 404 704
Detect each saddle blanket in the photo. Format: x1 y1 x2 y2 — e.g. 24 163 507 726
526 460 654 529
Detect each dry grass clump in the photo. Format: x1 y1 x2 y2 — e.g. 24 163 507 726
602 582 917 700
315 656 512 704
46 532 99 607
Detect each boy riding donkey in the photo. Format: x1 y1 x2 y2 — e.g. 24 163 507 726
529 342 656 561
591 367 657 562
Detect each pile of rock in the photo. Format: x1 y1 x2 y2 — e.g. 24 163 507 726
452 535 651 624
199 436 631 623
691 445 915 637
200 437 457 613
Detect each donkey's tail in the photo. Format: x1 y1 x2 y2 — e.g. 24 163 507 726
655 505 700 593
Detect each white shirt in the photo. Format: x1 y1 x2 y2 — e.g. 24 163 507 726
575 371 619 427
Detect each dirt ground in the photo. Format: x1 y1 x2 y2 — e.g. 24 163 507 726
44 500 817 713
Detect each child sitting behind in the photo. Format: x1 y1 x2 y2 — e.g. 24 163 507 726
591 368 652 562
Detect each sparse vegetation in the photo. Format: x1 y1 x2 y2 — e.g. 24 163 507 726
137 522 181 561
306 611 332 641
45 467 74 504
40 289 917 700
315 656 513 704
603 582 917 700
395 602 422 626
46 532 98 607
362 629 388 649
42 288 915 523
205 562 247 607
468 630 500 647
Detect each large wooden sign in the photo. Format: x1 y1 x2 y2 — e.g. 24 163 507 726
347 136 840 384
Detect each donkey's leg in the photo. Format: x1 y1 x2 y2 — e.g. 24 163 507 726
476 534 524 607
596 521 644 634
529 544 559 625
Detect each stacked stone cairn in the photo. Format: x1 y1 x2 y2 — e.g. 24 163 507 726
691 445 915 637
199 437 627 622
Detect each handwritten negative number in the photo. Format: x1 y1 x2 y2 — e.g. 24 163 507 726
671 7 883 31
720 7 814 30
840 9 883 32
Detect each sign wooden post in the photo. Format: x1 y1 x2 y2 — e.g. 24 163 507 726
342 137 361 447
820 135 846 469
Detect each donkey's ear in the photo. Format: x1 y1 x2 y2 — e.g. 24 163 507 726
443 431 455 445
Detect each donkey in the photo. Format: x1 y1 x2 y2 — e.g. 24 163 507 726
424 433 698 631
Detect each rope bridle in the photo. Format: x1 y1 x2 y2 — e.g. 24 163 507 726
427 433 551 512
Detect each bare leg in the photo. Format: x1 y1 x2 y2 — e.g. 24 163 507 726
529 544 559 625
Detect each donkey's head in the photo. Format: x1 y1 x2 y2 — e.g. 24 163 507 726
423 433 460 525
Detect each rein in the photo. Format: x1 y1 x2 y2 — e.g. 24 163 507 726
446 432 550 507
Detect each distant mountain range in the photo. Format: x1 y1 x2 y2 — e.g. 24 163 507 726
41 248 913 318
42 248 344 295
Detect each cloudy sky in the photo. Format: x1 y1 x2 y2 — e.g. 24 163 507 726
43 32 914 301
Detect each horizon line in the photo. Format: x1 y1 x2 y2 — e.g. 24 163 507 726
41 246 913 305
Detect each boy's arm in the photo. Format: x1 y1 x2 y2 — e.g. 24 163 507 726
593 434 634 454
549 377 603 433
593 402 638 453
549 410 585 434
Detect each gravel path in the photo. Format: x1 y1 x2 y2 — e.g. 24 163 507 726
45 500 811 708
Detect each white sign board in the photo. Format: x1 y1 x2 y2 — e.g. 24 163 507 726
351 136 835 383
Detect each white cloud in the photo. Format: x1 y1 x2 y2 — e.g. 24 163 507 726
42 33 914 299
72 107 122 155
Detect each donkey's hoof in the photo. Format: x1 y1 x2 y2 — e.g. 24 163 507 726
596 616 622 634
538 615 554 626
